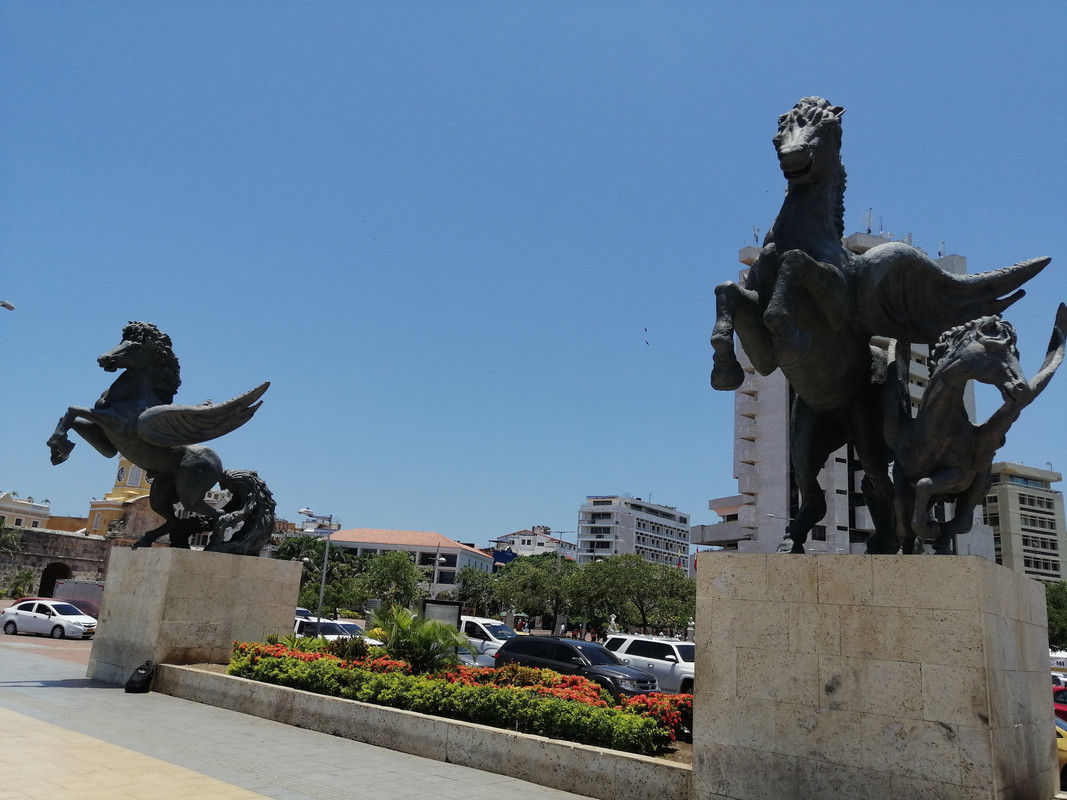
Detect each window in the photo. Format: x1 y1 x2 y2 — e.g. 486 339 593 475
14 517 23 527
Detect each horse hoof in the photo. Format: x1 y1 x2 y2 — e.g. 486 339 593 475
865 537 900 555
48 437 75 465
790 542 806 554
711 362 745 391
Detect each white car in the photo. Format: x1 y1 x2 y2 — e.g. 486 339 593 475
334 620 383 647
460 616 518 657
603 634 695 694
1 599 97 639
294 617 384 646
457 639 496 667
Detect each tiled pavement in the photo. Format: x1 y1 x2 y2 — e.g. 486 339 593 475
0 637 586 800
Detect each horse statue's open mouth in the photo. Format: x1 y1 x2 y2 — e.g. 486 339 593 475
782 159 813 180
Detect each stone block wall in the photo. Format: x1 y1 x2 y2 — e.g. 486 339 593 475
693 554 1055 800
87 547 300 684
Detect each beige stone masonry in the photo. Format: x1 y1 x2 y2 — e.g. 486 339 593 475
693 554 1056 800
87 547 300 685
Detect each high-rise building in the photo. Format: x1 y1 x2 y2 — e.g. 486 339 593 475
577 496 690 571
983 462 1066 582
696 234 994 557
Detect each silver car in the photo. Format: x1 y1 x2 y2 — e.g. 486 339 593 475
1 599 97 639
603 634 695 694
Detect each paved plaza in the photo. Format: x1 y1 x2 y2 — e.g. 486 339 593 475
0 635 586 800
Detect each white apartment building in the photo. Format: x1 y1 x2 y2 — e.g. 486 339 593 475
697 233 994 557
327 528 494 595
577 496 691 571
983 462 1066 582
489 526 578 558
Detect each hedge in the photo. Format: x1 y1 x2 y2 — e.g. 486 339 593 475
228 642 687 755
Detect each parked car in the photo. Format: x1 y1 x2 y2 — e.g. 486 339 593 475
295 607 313 619
1057 717 1067 791
493 635 659 698
334 620 383 646
460 616 517 657
293 617 351 641
603 634 695 694
1 599 97 639
457 640 496 668
1054 687 1067 723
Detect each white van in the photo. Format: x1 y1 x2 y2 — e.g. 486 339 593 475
459 616 517 656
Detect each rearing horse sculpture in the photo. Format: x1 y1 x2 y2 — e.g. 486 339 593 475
710 97 1049 553
47 321 276 555
886 304 1066 554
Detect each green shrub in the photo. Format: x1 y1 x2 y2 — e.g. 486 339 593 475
227 642 671 755
324 636 369 662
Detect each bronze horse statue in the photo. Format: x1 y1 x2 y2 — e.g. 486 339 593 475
886 304 1066 554
47 321 275 555
710 97 1049 553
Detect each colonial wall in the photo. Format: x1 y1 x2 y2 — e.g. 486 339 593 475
0 526 110 597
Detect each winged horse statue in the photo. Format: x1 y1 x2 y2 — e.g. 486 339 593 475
710 97 1050 554
47 321 275 555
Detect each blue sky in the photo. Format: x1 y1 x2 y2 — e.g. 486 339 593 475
2 3 1064 547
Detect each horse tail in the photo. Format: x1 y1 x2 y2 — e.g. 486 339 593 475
206 470 277 556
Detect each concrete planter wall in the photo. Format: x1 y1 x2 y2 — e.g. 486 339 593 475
155 664 691 800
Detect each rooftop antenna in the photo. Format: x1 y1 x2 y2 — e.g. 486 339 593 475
752 226 761 246
863 208 873 235
938 242 946 258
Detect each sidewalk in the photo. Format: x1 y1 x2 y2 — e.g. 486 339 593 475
0 638 586 800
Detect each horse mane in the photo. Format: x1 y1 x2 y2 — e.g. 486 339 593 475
778 97 847 239
928 315 1019 376
121 321 182 401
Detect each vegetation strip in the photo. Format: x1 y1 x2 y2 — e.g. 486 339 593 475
229 641 692 755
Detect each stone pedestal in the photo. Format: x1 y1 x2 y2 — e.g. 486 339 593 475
693 555 1055 800
87 547 301 685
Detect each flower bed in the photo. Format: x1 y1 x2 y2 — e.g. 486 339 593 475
228 642 691 755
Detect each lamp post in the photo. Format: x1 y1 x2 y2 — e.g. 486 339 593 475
300 508 334 621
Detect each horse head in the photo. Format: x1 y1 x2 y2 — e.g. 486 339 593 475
930 316 1030 405
773 97 845 185
98 321 182 400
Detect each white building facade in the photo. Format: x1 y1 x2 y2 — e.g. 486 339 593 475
489 525 578 558
577 496 690 571
327 528 494 595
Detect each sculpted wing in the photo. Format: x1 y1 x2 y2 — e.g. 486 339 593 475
856 248 1050 343
137 382 270 446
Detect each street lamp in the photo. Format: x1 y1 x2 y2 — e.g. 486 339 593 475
300 508 334 621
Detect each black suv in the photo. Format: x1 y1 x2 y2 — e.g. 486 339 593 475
493 636 659 698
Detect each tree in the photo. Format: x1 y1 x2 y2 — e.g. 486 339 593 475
7 568 36 600
581 555 695 634
370 603 472 673
360 551 424 609
0 527 20 558
1047 582 1067 651
568 557 619 634
273 535 368 613
456 566 495 616
494 552 577 631
650 563 697 633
